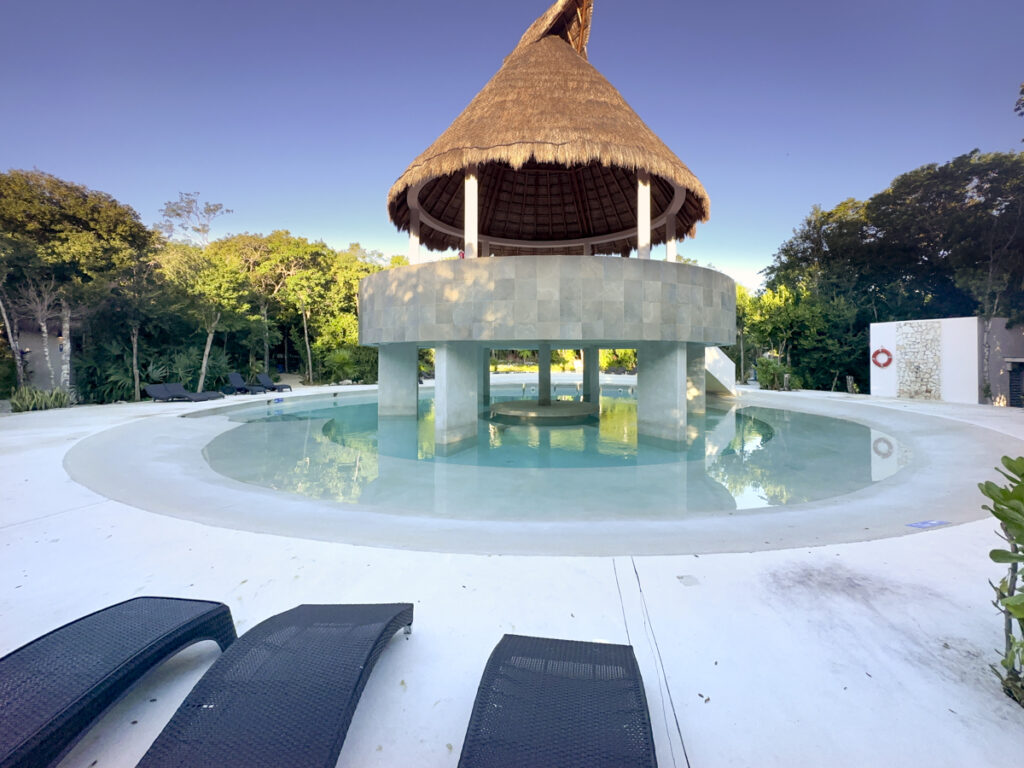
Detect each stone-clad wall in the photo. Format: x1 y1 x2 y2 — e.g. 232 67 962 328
358 254 736 347
896 320 941 400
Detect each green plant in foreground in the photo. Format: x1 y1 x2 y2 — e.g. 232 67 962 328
981 456 1024 707
9 386 71 412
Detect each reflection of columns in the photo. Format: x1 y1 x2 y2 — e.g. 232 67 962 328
408 208 421 265
464 164 479 259
665 215 676 263
636 342 688 446
686 342 706 417
538 343 551 406
637 170 651 260
582 346 600 403
478 346 491 405
435 342 478 448
377 343 418 416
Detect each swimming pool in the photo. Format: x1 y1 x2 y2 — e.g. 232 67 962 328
200 387 906 523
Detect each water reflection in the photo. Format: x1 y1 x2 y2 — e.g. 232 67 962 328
202 391 905 519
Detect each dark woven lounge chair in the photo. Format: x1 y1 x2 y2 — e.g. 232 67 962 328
163 382 225 402
458 634 658 768
256 372 291 392
138 602 414 767
227 371 265 394
145 383 188 402
0 597 236 768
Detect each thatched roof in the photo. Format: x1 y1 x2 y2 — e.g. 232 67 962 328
387 0 709 256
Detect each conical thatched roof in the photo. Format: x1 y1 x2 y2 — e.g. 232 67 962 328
387 0 709 256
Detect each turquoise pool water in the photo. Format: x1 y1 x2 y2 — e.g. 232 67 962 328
200 388 906 522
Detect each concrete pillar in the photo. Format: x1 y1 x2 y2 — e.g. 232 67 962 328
408 209 421 265
665 215 677 263
464 165 479 259
478 346 491 405
583 242 592 256
636 342 688 447
480 239 490 258
435 342 479 449
582 346 600 403
686 342 706 417
537 343 552 406
377 343 418 416
637 170 651 260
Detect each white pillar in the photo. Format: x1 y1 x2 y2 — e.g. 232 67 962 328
637 170 651 260
537 343 552 406
582 346 600 403
435 342 479 449
377 343 419 416
464 165 479 259
478 346 491 405
408 208 421 265
583 242 592 256
636 342 688 446
665 215 677 263
686 342 706 417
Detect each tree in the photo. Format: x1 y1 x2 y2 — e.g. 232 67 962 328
158 242 248 392
1016 83 1023 141
0 170 154 394
158 192 232 246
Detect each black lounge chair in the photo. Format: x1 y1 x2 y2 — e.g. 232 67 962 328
163 382 225 402
145 383 189 402
256 372 291 392
138 602 414 767
0 597 236 768
227 371 265 394
458 634 658 768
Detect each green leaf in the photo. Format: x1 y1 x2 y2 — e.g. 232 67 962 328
990 549 1024 564
1002 594 1024 620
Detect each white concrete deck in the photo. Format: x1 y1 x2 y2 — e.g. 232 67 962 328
2 379 1024 766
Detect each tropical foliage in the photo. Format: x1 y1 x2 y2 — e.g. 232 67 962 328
0 170 402 403
981 456 1024 706
728 149 1024 395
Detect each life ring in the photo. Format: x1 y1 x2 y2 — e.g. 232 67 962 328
872 437 894 459
871 347 893 368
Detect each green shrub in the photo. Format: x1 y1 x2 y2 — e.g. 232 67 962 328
981 456 1024 707
10 386 71 412
322 345 379 384
0 352 15 394
754 357 802 391
599 348 637 373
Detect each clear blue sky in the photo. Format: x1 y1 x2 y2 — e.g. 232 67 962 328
2 0 1021 289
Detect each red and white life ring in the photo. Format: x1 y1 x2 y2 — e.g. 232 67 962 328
871 347 893 368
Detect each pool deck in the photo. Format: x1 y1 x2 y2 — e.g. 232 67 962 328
3 376 1024 766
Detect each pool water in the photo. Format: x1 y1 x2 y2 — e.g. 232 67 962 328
202 388 905 521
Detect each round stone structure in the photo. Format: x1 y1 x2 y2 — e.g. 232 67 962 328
359 255 734 348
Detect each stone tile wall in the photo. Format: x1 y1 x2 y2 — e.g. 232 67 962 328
896 320 941 400
358 255 736 347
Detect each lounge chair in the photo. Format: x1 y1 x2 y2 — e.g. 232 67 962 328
458 634 658 768
227 371 266 394
137 602 414 767
0 597 236 768
145 383 184 402
256 372 291 392
163 382 225 402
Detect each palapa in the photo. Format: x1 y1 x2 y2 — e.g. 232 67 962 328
387 0 709 256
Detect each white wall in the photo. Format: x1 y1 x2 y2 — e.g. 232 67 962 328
940 317 980 404
869 322 898 398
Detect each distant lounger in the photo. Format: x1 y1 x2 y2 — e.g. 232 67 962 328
145 383 187 402
163 382 225 402
0 597 236 768
256 372 291 392
227 371 266 394
458 634 658 768
137 603 414 767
